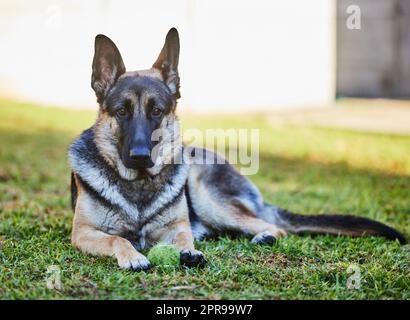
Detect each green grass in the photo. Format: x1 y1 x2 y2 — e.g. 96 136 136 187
0 98 409 299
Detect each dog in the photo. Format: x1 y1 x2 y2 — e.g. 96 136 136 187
68 28 406 271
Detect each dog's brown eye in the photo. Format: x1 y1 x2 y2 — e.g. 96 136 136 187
152 107 162 117
116 107 127 118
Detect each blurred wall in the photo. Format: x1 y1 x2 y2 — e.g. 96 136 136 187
337 0 410 98
0 0 336 112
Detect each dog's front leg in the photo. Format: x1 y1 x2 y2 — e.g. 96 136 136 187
152 197 206 268
157 217 207 268
72 207 150 272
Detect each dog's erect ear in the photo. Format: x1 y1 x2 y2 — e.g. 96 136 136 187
91 35 126 104
153 28 180 99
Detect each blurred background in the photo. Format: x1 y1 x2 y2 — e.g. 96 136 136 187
0 0 409 113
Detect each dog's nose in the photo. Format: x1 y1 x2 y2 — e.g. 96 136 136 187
129 147 151 162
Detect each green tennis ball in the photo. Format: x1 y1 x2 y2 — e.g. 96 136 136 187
147 244 180 267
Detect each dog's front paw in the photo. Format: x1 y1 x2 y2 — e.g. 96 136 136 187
180 249 207 268
117 251 151 272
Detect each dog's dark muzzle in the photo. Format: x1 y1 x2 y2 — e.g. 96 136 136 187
122 119 156 169
128 146 154 168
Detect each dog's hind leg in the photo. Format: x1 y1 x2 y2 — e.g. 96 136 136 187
187 161 286 243
190 195 286 243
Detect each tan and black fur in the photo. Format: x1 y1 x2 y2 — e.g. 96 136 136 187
69 28 406 271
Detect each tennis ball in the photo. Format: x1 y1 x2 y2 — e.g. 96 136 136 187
147 244 180 267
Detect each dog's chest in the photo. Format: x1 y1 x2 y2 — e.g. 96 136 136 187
109 173 187 248
69 129 189 246
92 169 187 249
118 168 174 212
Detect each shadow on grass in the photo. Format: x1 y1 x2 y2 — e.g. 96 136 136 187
1 129 409 236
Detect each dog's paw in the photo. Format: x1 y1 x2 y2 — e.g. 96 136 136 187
251 231 277 245
117 251 151 272
180 249 207 268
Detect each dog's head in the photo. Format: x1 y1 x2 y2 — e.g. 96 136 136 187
91 28 181 175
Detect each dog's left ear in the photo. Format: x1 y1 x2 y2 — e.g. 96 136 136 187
153 28 180 99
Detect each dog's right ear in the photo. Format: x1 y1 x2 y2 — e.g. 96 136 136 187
91 35 126 104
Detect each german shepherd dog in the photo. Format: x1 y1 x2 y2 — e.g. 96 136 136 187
69 28 406 271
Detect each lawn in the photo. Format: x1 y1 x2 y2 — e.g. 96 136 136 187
0 98 409 299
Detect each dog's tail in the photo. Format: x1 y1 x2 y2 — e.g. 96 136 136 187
263 204 407 244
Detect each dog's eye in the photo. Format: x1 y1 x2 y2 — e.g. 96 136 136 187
116 107 128 118
151 107 163 117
